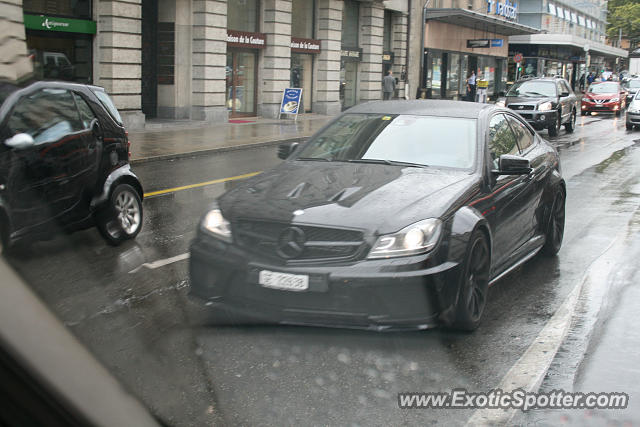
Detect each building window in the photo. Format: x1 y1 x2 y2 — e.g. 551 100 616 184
292 0 315 38
23 0 92 19
383 10 392 52
342 0 359 47
228 0 259 32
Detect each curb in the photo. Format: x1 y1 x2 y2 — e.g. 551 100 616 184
129 136 306 165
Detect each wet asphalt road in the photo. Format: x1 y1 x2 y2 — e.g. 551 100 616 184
5 113 640 426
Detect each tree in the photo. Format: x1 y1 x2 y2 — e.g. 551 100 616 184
606 0 640 42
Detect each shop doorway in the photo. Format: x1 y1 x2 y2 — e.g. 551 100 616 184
141 0 158 118
291 53 313 113
226 50 257 117
340 61 358 110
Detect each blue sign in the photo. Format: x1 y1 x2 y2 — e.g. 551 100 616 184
280 88 303 115
491 39 504 47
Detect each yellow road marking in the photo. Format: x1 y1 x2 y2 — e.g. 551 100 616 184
143 171 262 197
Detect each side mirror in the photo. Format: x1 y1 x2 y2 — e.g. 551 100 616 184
493 154 532 175
560 91 570 97
498 91 506 97
91 118 103 140
277 141 299 160
4 133 35 150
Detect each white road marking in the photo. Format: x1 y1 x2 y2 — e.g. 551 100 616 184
466 232 623 426
128 252 190 274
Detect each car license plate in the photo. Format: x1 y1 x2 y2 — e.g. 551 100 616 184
259 270 309 291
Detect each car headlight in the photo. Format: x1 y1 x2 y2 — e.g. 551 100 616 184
628 102 640 113
368 219 442 259
582 97 591 102
610 98 619 102
538 101 553 111
495 99 506 108
201 209 232 242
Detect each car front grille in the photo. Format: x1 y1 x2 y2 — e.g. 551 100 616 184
234 219 365 262
508 104 535 111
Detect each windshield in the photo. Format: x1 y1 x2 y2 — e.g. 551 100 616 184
506 80 557 97
624 80 640 89
588 82 619 94
295 114 477 169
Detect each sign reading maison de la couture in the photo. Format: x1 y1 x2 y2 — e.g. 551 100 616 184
226 30 266 49
486 0 518 20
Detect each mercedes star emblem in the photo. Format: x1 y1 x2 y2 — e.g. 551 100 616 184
276 227 306 259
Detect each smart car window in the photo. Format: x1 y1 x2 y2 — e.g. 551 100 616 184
7 89 83 144
488 113 519 169
296 114 477 169
73 93 97 129
91 88 123 125
506 115 534 152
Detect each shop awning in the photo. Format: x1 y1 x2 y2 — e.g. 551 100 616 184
425 8 539 36
509 34 629 58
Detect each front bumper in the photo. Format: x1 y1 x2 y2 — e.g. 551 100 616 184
626 111 640 125
509 109 557 130
189 235 461 330
581 101 622 113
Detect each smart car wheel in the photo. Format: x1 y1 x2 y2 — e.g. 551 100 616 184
542 188 565 256
451 230 490 331
97 184 143 245
564 109 576 133
548 111 561 137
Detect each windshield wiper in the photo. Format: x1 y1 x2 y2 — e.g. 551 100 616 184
348 159 427 167
296 157 331 161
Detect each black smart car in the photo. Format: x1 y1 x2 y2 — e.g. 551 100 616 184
189 100 566 331
496 77 579 137
0 81 144 252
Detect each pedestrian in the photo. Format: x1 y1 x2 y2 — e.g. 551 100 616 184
579 73 585 91
382 70 396 100
466 70 477 102
587 72 595 85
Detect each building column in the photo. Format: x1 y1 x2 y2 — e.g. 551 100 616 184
359 1 384 103
392 13 408 99
313 0 342 116
1 0 32 81
260 0 292 119
191 0 227 123
96 0 145 130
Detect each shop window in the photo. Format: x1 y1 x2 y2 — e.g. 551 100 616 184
341 0 359 47
383 11 392 53
228 0 259 32
292 0 315 39
23 0 92 19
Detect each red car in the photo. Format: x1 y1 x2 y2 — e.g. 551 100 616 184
581 81 628 116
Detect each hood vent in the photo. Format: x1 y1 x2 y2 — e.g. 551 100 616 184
329 187 361 202
287 182 307 199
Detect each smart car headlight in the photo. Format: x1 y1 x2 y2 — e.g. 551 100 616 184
201 209 232 242
538 101 552 111
368 219 442 259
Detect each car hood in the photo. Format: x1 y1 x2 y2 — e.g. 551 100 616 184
217 161 477 234
583 92 619 100
505 95 555 105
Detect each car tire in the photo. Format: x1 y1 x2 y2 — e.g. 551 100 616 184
451 230 490 331
615 109 621 117
581 110 587 116
548 111 561 137
542 188 565 256
96 183 143 246
564 109 576 133
627 122 634 130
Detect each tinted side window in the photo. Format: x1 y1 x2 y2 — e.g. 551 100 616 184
7 89 83 144
488 114 518 168
73 93 97 129
506 115 534 152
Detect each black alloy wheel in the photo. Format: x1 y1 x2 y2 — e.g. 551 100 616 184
452 231 491 331
548 110 561 137
97 183 143 246
542 189 566 256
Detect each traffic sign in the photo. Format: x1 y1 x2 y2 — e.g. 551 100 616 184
514 53 523 63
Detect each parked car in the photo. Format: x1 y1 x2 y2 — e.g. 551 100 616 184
581 81 627 116
626 90 640 130
0 81 144 252
621 78 640 105
495 77 578 137
189 100 566 331
28 50 75 81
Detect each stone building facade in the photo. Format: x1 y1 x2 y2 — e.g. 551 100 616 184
9 0 409 129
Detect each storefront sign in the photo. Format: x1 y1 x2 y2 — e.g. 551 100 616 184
23 14 96 34
491 39 504 47
226 30 266 49
486 0 518 20
291 37 321 54
341 47 362 62
280 88 303 116
382 51 395 64
467 39 491 48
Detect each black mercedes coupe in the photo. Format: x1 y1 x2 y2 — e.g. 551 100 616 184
189 100 566 331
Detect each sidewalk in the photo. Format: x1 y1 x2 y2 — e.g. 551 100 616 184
128 114 333 163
